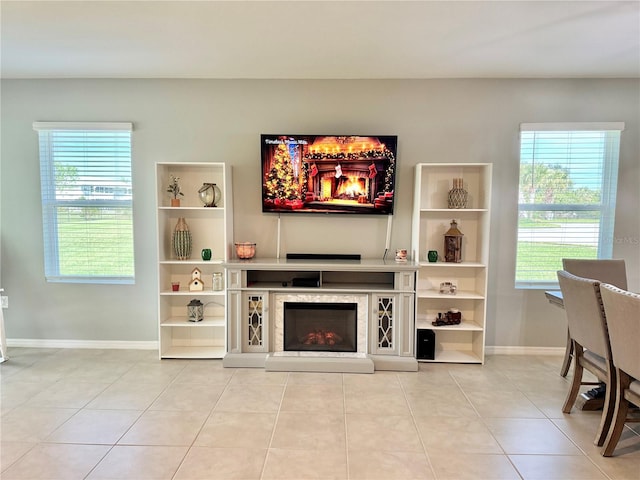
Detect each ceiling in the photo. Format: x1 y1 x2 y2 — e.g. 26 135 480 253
1 0 639 79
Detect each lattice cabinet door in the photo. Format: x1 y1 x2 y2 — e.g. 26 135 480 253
243 292 269 353
371 294 398 355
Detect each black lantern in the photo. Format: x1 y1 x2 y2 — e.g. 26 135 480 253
187 299 204 322
444 219 463 263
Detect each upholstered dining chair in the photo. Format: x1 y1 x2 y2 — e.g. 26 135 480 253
599 284 640 456
557 270 616 446
562 259 628 289
558 259 627 377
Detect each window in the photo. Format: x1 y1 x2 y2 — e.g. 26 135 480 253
33 122 134 284
516 122 624 289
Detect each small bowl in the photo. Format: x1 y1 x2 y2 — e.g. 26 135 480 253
235 242 256 259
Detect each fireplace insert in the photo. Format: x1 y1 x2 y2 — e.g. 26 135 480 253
283 302 357 352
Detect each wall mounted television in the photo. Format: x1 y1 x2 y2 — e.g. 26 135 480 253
261 135 397 215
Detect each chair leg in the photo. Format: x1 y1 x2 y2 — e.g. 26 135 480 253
595 366 616 446
602 369 631 457
563 348 584 414
560 332 573 377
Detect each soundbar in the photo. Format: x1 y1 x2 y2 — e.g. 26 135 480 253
286 253 361 261
291 277 320 288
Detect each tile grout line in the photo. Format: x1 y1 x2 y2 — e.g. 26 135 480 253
456 362 617 480
85 355 187 480
343 373 350 480
448 368 526 480
258 370 289 480
169 362 237 480
397 370 439 480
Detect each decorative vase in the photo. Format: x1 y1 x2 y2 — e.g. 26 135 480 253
448 178 468 209
172 217 192 260
198 183 222 207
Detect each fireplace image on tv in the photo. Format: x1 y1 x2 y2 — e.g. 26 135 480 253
261 135 397 215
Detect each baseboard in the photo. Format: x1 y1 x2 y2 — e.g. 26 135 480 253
7 338 158 350
485 346 565 356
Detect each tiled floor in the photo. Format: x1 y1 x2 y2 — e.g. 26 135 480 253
1 348 639 480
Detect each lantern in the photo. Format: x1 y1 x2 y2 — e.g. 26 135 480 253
444 219 463 263
198 183 222 207
187 298 204 322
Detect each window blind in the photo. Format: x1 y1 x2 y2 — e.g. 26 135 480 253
33 122 135 284
515 122 623 289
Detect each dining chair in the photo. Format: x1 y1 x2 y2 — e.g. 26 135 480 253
599 284 640 456
562 259 627 289
557 270 616 446
558 259 627 377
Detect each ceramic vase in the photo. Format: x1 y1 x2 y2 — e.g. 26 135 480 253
173 217 192 260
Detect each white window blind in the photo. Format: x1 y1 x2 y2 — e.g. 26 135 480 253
516 122 624 289
33 122 135 284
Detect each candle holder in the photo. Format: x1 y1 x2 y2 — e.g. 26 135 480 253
187 299 204 322
444 219 463 263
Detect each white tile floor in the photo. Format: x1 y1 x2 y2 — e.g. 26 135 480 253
1 348 639 479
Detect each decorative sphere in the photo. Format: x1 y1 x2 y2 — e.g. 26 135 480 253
198 183 221 207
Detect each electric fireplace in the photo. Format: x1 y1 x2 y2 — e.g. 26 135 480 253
223 261 420 373
273 293 369 355
283 302 357 353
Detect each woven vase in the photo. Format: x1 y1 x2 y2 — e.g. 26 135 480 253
172 217 192 260
447 178 468 209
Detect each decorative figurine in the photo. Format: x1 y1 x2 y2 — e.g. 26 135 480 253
189 267 204 291
432 309 462 326
439 281 457 295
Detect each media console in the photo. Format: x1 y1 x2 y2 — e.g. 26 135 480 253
223 258 419 373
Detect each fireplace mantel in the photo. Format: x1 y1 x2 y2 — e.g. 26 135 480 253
223 258 418 373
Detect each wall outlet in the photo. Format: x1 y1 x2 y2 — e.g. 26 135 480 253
1 296 7 308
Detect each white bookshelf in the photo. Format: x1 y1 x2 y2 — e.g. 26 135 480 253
411 163 492 363
156 162 232 359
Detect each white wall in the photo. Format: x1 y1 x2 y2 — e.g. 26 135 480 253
1 79 639 348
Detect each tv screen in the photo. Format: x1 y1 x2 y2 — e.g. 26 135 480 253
261 135 397 215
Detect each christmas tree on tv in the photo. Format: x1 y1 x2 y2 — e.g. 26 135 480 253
264 143 300 201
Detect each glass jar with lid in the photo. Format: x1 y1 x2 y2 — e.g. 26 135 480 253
212 272 223 291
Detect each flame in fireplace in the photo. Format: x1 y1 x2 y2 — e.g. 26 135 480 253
301 330 343 346
335 176 366 198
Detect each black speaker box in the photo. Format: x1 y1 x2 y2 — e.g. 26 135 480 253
416 329 436 360
291 277 320 288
